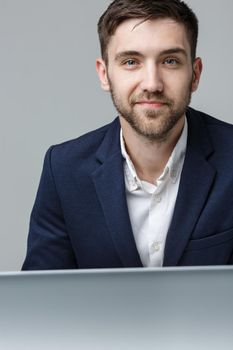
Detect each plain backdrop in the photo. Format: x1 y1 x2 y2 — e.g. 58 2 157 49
0 0 233 270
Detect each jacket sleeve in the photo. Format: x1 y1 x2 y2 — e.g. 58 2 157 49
22 147 78 270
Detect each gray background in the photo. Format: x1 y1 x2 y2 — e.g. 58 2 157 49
0 0 232 271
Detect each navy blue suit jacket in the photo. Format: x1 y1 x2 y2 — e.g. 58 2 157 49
22 108 233 269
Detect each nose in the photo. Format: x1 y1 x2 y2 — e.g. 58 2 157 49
140 63 164 93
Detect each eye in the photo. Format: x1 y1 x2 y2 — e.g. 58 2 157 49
163 58 179 66
123 59 138 68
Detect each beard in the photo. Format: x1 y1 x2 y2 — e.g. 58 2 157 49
109 79 192 142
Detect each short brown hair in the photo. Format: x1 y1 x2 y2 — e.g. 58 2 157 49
98 0 198 63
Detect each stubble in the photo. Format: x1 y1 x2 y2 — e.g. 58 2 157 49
109 79 192 142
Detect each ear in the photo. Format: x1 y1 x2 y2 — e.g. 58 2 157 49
96 58 110 91
191 57 203 92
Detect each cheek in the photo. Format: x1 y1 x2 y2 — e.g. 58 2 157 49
113 78 138 99
111 67 141 89
165 71 192 94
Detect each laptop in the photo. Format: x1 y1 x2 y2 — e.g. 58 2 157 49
0 266 232 350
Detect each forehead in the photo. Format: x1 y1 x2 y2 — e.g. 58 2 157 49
107 18 191 58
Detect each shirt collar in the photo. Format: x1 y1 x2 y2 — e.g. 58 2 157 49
120 117 188 192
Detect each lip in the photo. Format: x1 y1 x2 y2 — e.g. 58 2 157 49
136 101 165 108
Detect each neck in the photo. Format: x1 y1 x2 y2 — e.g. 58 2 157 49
120 116 185 184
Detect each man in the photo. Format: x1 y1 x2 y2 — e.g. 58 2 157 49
22 0 233 269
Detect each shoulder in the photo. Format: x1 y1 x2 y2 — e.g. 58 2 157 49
46 118 119 165
188 107 233 132
188 107 233 149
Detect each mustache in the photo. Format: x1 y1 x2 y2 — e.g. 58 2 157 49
130 92 173 105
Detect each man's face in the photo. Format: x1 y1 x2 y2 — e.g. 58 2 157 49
97 18 202 141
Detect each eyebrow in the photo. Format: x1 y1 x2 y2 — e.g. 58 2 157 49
114 47 188 62
159 47 188 57
115 51 144 62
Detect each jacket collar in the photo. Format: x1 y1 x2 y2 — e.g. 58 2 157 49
163 107 216 265
93 108 216 267
93 118 143 267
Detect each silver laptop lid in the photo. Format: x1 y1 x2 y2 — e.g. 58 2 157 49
0 266 232 350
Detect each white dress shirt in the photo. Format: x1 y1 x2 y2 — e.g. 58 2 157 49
120 118 187 267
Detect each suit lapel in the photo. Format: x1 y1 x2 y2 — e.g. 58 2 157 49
92 119 142 267
163 108 216 266
92 109 216 268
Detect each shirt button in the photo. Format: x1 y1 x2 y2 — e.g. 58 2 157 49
151 242 160 252
156 196 161 203
171 169 177 178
